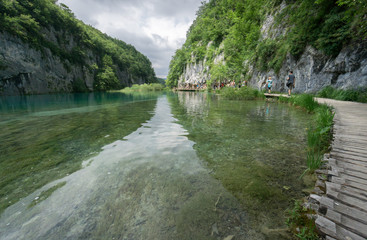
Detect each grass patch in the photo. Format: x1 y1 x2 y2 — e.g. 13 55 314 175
28 182 66 208
306 151 323 173
289 94 319 113
219 86 265 100
300 151 324 178
317 86 367 103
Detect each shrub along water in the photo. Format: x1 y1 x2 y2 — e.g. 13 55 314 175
118 83 167 93
219 86 265 100
289 94 320 113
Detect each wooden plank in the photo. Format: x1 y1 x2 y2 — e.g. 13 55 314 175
325 236 336 240
328 157 367 168
343 169 367 181
330 151 367 161
333 142 367 151
330 165 367 182
319 196 367 224
334 134 367 141
337 173 367 187
331 152 367 164
333 138 367 147
326 182 367 202
333 130 367 137
326 189 367 212
328 158 367 174
333 147 367 156
331 176 367 192
316 215 367 240
332 149 367 159
315 216 336 237
333 133 367 140
326 209 367 238
264 93 289 98
333 126 367 133
335 224 366 240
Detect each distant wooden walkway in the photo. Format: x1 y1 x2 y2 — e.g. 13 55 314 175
175 88 201 91
313 98 367 240
264 93 290 98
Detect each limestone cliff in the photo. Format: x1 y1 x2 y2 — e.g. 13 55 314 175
247 2 367 93
0 31 146 95
0 0 155 96
167 0 367 93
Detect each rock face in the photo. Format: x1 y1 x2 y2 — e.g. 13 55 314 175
179 41 367 93
178 61 209 88
0 31 144 96
177 1 367 93
178 51 224 88
248 42 367 93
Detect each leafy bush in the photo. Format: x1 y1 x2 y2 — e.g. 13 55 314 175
219 86 264 100
119 83 165 93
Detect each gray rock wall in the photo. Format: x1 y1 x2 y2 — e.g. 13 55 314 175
178 52 224 88
0 32 82 95
248 42 367 93
0 31 136 96
177 1 367 93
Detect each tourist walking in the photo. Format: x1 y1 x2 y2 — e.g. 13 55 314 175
267 77 273 93
286 71 295 96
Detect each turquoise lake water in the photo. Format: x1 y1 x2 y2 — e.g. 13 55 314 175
0 92 312 239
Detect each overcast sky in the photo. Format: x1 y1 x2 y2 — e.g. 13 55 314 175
57 0 203 78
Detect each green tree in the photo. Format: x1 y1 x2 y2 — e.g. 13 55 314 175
94 55 119 90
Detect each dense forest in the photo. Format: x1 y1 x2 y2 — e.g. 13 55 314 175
0 0 156 91
166 0 367 87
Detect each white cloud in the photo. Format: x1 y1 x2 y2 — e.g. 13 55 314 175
57 0 203 78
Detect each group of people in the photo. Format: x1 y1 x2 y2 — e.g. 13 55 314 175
266 71 296 96
213 80 248 89
177 71 296 95
181 83 207 90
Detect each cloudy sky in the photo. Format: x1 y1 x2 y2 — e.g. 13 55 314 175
57 0 204 78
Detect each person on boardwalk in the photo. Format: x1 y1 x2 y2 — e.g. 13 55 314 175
286 71 295 96
267 76 273 93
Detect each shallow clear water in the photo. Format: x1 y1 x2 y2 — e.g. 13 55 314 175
0 92 312 239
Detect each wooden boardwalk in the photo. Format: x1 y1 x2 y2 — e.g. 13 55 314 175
264 93 290 98
314 98 367 240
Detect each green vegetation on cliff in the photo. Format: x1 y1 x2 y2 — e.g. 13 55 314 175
0 0 156 90
166 0 366 87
